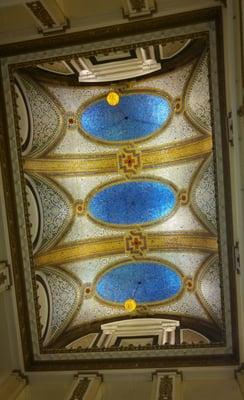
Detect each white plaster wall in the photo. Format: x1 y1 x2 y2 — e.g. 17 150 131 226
183 379 242 400
27 374 243 400
102 379 152 400
28 374 73 400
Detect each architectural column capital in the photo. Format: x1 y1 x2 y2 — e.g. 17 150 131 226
151 370 182 400
24 0 68 34
66 373 103 400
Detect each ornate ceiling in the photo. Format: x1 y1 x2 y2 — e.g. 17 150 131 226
0 8 238 369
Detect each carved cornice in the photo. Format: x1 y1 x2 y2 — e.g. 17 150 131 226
0 7 221 57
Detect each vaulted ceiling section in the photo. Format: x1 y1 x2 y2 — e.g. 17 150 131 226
0 7 238 370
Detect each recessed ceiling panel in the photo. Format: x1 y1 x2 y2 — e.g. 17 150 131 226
0 9 237 370
87 179 177 227
80 93 171 143
96 260 182 304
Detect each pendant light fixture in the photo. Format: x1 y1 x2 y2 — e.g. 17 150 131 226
106 90 120 106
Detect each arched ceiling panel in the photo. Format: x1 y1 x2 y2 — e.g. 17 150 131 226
36 267 82 345
15 74 65 157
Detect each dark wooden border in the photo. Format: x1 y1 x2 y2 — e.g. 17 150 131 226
0 70 34 368
214 3 240 363
0 6 239 370
22 353 238 372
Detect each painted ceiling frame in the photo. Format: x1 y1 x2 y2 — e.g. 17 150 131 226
0 7 239 370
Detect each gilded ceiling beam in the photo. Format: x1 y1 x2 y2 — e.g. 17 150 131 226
34 233 218 267
23 136 212 176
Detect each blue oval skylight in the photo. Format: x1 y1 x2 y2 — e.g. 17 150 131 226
87 180 176 226
80 93 171 143
96 261 182 304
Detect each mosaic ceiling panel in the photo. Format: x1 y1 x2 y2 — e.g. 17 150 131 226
1 15 237 368
20 50 221 333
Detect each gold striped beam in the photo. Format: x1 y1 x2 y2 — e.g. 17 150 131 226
24 137 212 175
143 136 212 167
35 236 123 267
35 233 218 267
23 154 118 175
148 234 217 252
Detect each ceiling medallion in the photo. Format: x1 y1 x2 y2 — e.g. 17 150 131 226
106 91 120 106
124 298 137 312
75 201 84 216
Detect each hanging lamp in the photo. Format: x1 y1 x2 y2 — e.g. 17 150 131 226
106 90 120 106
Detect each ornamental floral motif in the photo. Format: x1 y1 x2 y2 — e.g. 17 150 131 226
184 276 194 292
173 97 183 113
118 146 141 176
125 230 147 257
178 189 188 205
75 201 85 216
66 112 78 129
84 283 93 298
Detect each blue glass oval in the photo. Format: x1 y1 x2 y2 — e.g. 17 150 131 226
87 180 176 226
96 261 182 304
80 94 171 142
